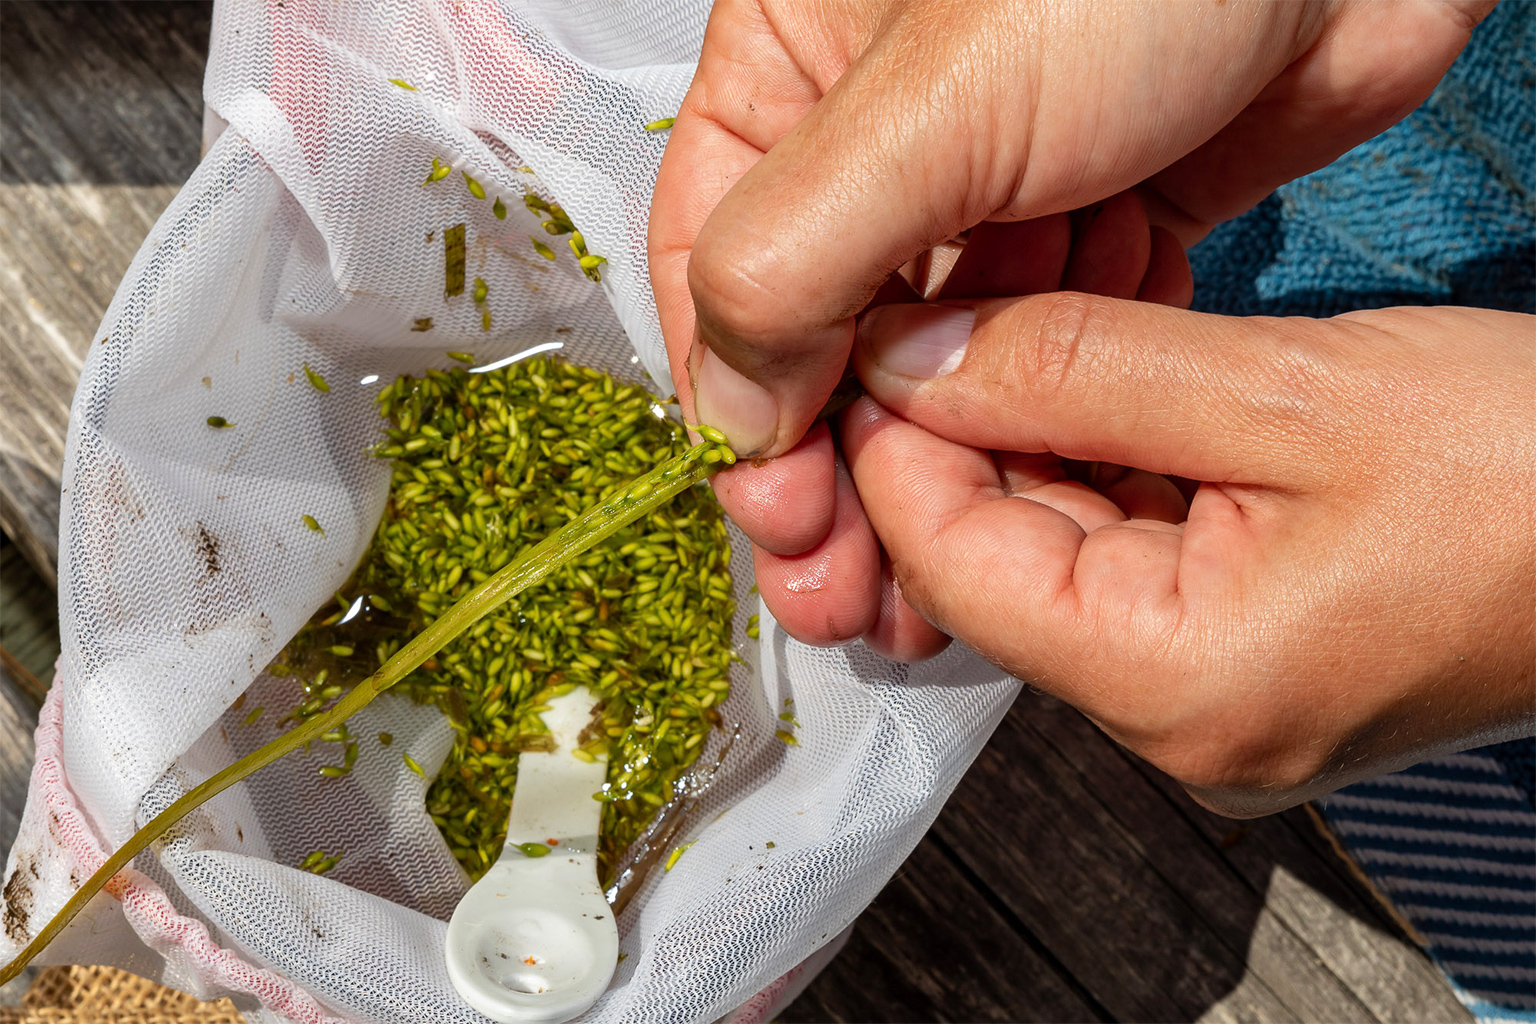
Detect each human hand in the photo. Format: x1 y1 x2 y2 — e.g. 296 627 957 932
842 297 1535 815
700 187 1192 652
649 0 1493 647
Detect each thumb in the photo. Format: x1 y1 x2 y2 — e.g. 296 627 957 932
676 1 1329 458
853 294 1345 487
684 18 1030 457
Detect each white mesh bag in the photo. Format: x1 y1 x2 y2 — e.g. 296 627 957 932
1 2 1021 1021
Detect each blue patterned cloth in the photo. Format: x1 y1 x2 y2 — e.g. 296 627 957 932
1190 4 1533 317
1188 5 1534 1020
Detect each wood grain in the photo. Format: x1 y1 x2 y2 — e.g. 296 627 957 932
1116 742 1474 1023
0 537 51 1015
931 695 1296 1022
780 838 1102 1023
0 628 41 1008
0 538 58 692
786 690 1471 1022
0 1 211 586
0 657 38 871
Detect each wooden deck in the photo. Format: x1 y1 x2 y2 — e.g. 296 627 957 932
0 4 1471 1021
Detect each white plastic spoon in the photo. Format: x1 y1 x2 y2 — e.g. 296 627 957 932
446 686 618 1023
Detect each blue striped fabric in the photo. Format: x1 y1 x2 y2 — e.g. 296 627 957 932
1318 749 1536 1023
1185 5 1535 1020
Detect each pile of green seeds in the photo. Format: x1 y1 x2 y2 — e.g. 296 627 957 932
276 355 736 881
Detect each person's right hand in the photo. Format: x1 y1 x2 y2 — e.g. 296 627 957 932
842 297 1535 815
649 0 1494 650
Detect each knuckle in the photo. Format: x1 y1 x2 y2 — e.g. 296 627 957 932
995 291 1107 403
1211 318 1356 472
1241 321 1342 429
1437 1 1496 34
687 234 797 350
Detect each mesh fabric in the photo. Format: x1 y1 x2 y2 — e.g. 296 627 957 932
2 2 1020 1020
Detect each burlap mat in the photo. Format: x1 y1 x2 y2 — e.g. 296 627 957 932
0 965 242 1024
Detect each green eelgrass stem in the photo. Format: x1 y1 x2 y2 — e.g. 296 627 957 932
0 438 734 986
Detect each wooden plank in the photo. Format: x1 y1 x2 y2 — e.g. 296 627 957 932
0 2 208 185
0 516 57 1010
0 1 211 585
0 656 39 870
0 534 52 1010
1107 736 1473 1023
926 691 1300 1022
1018 695 1414 1022
781 837 1103 1023
0 648 41 1008
0 536 60 691
0 492 55 1010
905 689 1470 1024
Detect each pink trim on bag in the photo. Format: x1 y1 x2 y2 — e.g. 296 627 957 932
724 966 805 1024
722 926 854 1024
29 683 344 1024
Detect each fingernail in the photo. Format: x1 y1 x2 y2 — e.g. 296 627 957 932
862 305 975 379
694 346 778 455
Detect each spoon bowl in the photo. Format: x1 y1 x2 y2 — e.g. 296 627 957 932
446 687 618 1023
